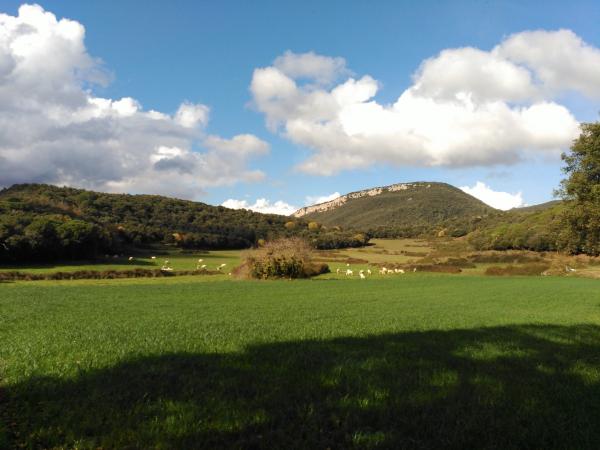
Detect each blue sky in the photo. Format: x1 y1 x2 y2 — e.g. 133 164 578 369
1 1 599 212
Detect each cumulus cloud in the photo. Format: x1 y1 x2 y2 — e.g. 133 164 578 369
273 50 348 85
0 4 269 199
221 198 297 216
251 32 595 175
222 191 341 216
203 134 270 155
496 29 600 98
305 191 341 205
460 181 524 210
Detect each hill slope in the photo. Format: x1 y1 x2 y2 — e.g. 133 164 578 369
0 184 370 262
0 183 299 261
468 201 566 252
294 182 496 236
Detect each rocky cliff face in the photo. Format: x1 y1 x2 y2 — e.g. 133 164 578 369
293 182 432 217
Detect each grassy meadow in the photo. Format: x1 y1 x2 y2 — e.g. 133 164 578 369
2 240 600 448
0 249 241 275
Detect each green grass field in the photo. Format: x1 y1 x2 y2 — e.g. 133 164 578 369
2 273 600 449
0 249 241 274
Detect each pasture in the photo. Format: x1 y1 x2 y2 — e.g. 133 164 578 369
2 271 600 449
0 249 241 275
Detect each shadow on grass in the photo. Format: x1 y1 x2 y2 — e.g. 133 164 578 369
4 325 600 449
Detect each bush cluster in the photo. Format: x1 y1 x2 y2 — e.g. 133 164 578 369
0 268 219 282
239 238 329 279
484 263 550 276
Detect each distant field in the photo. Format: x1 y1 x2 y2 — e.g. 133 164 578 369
2 274 600 448
3 238 599 279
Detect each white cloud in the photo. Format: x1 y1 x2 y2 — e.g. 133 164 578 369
203 134 270 155
221 198 297 216
273 50 348 85
0 4 269 199
174 102 210 128
222 190 342 216
460 181 524 210
413 47 537 103
251 33 595 175
496 29 600 98
305 191 341 205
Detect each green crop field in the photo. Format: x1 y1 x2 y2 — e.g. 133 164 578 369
2 273 600 449
0 249 242 275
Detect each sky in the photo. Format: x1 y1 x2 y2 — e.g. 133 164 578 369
0 1 599 213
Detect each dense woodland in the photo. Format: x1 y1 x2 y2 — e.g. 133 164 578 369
466 202 565 252
0 184 368 262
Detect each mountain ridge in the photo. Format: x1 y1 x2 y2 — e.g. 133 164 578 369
293 182 447 217
293 181 497 236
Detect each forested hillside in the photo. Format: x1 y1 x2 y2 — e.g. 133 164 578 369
467 201 565 252
0 184 367 262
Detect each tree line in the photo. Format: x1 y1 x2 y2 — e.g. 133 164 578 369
0 185 369 262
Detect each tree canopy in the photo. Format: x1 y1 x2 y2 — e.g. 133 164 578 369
558 122 600 255
0 184 369 262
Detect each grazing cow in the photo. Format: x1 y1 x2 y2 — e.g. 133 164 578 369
346 269 353 276
359 273 366 279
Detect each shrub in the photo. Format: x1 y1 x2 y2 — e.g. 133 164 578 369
440 258 476 268
239 237 329 279
308 221 320 231
0 268 220 282
411 265 462 274
484 263 551 276
469 252 544 264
